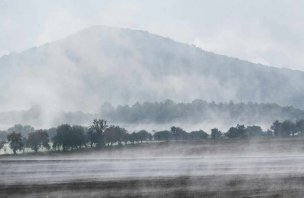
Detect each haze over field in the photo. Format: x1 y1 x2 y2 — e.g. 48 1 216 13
3 140 304 197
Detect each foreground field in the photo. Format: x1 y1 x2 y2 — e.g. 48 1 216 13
2 175 304 198
1 138 304 197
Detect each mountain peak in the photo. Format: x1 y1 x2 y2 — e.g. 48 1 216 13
0 26 304 120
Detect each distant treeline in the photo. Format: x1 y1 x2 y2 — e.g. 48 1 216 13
1 119 304 155
1 100 303 128
101 99 304 124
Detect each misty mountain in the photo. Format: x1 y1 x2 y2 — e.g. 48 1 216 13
1 26 304 127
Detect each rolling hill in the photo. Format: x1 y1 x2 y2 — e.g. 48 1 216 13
0 25 304 128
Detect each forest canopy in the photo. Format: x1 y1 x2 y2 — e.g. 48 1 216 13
100 100 304 124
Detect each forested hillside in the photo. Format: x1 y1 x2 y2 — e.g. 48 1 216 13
1 26 304 128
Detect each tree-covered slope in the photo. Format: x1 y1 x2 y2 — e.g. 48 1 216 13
101 100 304 125
0 26 304 127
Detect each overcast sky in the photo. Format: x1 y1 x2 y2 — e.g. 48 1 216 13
1 0 304 71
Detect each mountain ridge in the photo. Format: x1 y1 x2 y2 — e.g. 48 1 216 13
0 25 304 121
2 25 302 73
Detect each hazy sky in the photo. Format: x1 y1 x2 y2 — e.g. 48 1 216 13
1 0 304 71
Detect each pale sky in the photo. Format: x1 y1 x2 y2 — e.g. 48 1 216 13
1 0 304 70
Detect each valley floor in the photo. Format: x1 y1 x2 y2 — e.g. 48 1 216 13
2 175 304 198
1 138 304 197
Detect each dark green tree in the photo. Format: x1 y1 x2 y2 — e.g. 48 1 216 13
225 125 246 138
171 126 188 140
271 120 296 137
52 124 73 151
0 141 4 151
52 124 87 151
89 119 108 149
104 126 129 146
296 120 304 135
0 131 7 142
136 130 152 143
153 130 171 141
281 120 296 137
129 132 137 144
71 125 87 149
7 132 24 154
27 130 50 152
271 120 282 136
245 125 264 137
211 128 222 139
122 133 130 145
189 130 209 140
47 127 57 139
104 126 116 146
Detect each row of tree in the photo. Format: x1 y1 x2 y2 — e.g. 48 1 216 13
2 119 304 154
2 120 152 154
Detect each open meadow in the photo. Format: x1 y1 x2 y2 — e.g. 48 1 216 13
1 138 304 197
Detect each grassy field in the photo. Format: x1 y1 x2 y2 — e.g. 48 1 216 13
1 138 304 197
